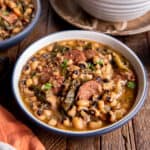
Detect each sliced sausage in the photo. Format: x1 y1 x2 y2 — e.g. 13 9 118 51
77 80 102 100
84 49 99 60
0 12 18 24
39 71 64 95
64 50 86 64
40 73 50 84
50 75 64 95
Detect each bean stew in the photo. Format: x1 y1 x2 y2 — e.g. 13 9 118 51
0 0 34 40
19 40 137 131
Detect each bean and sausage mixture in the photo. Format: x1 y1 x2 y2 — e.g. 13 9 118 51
19 40 137 131
0 0 34 40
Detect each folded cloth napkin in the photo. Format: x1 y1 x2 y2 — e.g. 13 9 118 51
0 106 45 150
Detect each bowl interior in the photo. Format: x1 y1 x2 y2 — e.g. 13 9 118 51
12 31 147 136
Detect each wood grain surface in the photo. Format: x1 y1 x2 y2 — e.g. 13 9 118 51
0 1 150 150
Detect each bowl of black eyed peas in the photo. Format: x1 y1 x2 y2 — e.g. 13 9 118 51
12 31 148 136
0 0 41 50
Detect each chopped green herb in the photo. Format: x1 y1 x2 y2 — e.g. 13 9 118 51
43 83 53 90
127 81 136 89
61 59 68 75
61 59 68 69
96 59 104 65
88 63 95 70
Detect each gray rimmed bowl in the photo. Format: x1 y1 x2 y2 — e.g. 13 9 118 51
12 30 148 136
0 0 41 50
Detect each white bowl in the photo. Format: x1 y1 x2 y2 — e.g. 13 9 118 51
97 0 148 4
76 0 150 22
12 30 147 136
86 1 150 12
82 1 150 14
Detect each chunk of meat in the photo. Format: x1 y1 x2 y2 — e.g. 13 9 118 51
40 71 64 95
84 49 99 60
0 12 18 24
40 73 50 84
119 70 136 81
51 75 64 94
64 50 86 64
77 80 102 100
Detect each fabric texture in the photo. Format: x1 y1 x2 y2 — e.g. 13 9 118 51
0 106 45 150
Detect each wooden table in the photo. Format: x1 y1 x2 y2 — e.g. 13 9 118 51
0 1 150 150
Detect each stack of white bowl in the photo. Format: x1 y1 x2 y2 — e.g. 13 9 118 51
75 0 150 22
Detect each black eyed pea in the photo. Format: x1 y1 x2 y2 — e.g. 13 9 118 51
24 8 33 16
98 101 106 114
48 118 57 126
23 88 34 96
80 110 90 122
115 108 127 119
12 27 22 34
43 110 52 118
109 111 116 123
68 106 76 117
77 100 90 107
23 66 31 75
90 107 100 117
31 61 39 70
63 118 71 127
110 99 118 107
77 106 88 111
35 112 46 121
47 45 53 51
26 78 33 87
72 117 86 130
88 121 103 129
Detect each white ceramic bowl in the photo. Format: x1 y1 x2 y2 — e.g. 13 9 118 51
12 30 147 136
76 0 150 22
97 0 148 4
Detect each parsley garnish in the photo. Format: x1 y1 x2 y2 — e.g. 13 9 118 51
88 63 95 70
61 59 68 69
61 59 68 75
127 81 136 89
43 83 53 90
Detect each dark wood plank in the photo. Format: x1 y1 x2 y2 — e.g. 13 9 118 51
67 136 100 150
131 66 150 150
101 128 126 150
123 32 150 150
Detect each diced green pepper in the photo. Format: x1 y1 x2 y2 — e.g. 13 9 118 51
43 83 53 90
127 81 136 89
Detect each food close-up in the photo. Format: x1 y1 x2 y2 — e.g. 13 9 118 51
0 0 34 40
0 0 150 150
19 40 137 131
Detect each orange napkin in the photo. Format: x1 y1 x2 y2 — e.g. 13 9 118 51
0 106 45 150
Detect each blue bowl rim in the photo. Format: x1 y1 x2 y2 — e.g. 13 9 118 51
0 0 41 46
12 30 148 136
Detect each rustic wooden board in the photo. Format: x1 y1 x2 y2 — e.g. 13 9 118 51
0 1 150 150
